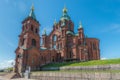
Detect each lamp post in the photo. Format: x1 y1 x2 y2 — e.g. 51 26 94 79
11 61 15 72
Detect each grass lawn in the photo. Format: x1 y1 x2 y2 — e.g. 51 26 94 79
32 70 120 73
42 58 120 68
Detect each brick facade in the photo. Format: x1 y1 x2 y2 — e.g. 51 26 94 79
15 6 100 73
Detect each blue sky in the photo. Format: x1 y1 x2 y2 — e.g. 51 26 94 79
0 0 120 69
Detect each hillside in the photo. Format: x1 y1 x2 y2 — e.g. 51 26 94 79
42 58 120 68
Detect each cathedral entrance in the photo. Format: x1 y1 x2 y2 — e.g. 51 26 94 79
56 53 62 62
52 56 55 62
65 51 74 62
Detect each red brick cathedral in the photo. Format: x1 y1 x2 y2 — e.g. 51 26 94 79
15 5 100 73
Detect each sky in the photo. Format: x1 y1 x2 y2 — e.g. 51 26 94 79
0 0 120 69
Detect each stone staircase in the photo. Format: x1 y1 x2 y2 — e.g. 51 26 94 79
3 72 21 79
0 73 7 76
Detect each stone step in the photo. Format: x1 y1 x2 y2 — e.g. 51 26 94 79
3 72 21 79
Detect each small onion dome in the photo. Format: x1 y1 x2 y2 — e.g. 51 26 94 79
54 19 57 25
74 33 79 36
66 31 74 35
78 21 83 29
29 4 36 20
63 6 67 13
85 35 88 38
43 29 46 35
60 6 70 21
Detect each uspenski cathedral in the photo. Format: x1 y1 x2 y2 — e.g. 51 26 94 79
15 5 100 73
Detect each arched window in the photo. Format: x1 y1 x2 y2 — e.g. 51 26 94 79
60 43 62 49
53 35 57 41
93 43 96 50
35 28 38 34
21 38 25 46
32 58 34 64
53 45 56 49
31 25 33 31
32 39 36 46
52 35 57 49
22 26 24 32
70 51 73 58
58 44 59 49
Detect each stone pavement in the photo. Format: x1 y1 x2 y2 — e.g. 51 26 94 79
11 78 35 80
0 76 34 80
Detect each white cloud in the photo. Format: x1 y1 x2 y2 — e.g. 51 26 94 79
101 57 107 60
0 34 15 48
18 2 27 12
4 0 27 13
101 23 120 33
7 41 15 48
0 60 15 70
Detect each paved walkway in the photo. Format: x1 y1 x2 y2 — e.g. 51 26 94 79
11 78 34 80
0 76 9 80
0 76 34 80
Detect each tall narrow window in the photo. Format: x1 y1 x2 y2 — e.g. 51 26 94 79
53 35 57 49
62 30 64 36
22 26 24 32
32 39 36 46
53 45 56 49
58 44 59 49
70 51 73 58
35 28 38 34
32 58 34 64
31 25 33 31
22 38 25 46
93 43 96 50
53 35 57 41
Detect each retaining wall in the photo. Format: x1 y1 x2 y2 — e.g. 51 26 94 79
30 72 120 80
41 64 120 71
30 64 120 80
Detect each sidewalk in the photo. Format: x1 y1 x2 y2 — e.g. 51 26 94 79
0 76 34 80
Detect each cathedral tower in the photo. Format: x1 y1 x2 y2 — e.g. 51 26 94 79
42 29 48 48
20 5 40 49
15 5 40 73
78 22 84 45
60 6 74 60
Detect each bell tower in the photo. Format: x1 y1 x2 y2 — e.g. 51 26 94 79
42 29 48 48
19 5 40 49
78 22 84 45
15 5 40 73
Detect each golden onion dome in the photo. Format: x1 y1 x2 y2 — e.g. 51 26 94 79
63 6 67 13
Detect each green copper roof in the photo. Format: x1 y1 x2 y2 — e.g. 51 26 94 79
85 35 88 38
54 19 57 25
66 31 74 35
43 29 47 35
20 46 34 50
60 6 70 21
75 33 79 36
40 47 47 50
29 4 36 20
